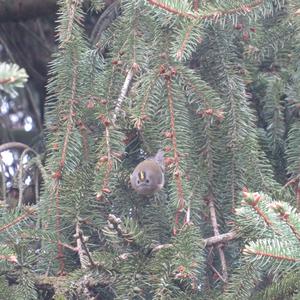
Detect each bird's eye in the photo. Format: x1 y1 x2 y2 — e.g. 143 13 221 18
137 180 140 184
146 179 150 183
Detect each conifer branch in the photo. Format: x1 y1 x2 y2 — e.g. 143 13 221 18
107 214 141 246
176 23 195 61
146 0 264 20
0 207 35 233
54 182 64 275
165 75 186 232
93 57 129 202
78 121 90 161
146 0 196 19
271 202 300 242
60 0 82 49
242 191 274 227
53 46 80 275
243 248 300 262
135 73 159 130
207 193 228 282
59 63 78 171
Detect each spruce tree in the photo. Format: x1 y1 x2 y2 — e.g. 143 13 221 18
0 0 300 299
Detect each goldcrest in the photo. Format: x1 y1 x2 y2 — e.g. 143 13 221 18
130 150 165 195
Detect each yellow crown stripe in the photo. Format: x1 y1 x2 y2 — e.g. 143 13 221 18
138 171 145 181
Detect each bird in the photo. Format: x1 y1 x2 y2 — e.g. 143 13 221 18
130 150 164 195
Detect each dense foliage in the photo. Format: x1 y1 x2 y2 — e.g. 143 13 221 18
0 0 300 299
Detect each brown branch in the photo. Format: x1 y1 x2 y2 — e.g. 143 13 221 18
207 193 228 282
166 77 186 232
176 23 195 61
60 0 81 49
243 248 300 262
146 0 264 20
151 230 238 254
252 204 273 226
147 0 197 19
75 220 95 269
205 230 237 246
0 142 29 152
0 207 35 233
209 262 226 283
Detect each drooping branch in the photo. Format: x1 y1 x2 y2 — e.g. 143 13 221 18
165 75 186 232
50 0 82 275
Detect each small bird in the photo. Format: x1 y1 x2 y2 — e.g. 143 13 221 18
130 150 165 195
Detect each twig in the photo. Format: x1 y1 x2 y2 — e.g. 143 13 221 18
207 194 228 282
75 220 95 269
150 230 238 254
0 142 29 152
205 230 237 246
151 243 173 253
112 66 135 124
209 262 226 283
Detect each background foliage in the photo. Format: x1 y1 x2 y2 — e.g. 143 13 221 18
0 0 300 299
